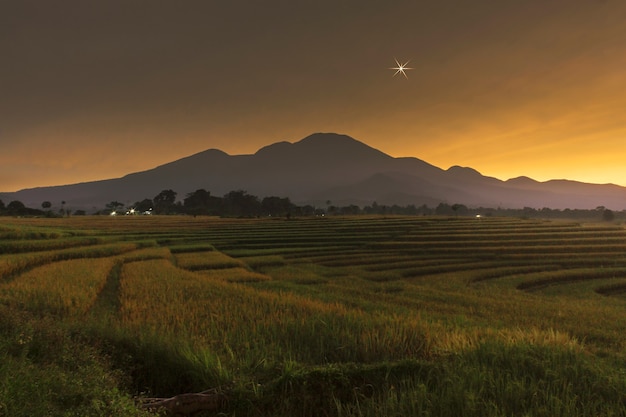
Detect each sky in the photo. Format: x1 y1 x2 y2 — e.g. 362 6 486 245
2 0 626 192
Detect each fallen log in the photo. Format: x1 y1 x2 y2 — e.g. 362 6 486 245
140 388 228 416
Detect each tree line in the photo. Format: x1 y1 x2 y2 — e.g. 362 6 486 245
104 189 302 218
0 189 623 221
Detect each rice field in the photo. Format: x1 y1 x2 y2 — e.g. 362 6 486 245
1 215 626 416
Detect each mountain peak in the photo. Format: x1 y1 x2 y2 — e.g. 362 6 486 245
250 132 391 165
3 132 626 211
446 165 482 177
254 141 292 156
506 176 538 185
297 132 359 144
294 132 391 159
254 133 362 156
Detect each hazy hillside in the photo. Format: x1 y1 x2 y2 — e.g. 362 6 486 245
2 133 626 211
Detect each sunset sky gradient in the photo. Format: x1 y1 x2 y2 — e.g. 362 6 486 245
2 0 626 191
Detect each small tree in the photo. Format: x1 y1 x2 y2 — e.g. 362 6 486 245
261 196 293 217
451 203 468 216
41 201 52 210
222 190 260 217
7 200 26 216
153 189 177 214
602 208 615 222
184 189 212 216
106 201 124 214
435 203 453 216
134 198 154 213
300 205 315 216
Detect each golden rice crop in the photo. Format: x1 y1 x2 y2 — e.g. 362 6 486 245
4 215 626 366
118 259 434 363
0 257 117 317
0 237 98 254
168 243 215 253
197 267 271 283
0 242 137 280
174 250 244 270
237 255 286 269
0 252 52 280
119 259 346 332
121 246 171 262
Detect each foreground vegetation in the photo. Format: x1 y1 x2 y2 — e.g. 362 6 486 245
1 215 626 416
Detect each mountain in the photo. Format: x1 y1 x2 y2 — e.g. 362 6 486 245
2 132 626 211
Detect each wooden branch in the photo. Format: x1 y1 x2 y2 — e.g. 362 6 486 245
140 388 228 416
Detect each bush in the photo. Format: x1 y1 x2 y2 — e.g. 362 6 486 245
0 306 149 416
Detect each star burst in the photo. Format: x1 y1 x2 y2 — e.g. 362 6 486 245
389 58 413 79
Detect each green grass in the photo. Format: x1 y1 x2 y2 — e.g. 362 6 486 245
1 215 626 416
0 305 150 417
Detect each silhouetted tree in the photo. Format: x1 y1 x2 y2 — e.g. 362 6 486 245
363 202 378 215
7 200 26 216
1 200 44 217
435 203 453 216
41 201 52 210
540 207 554 218
522 207 537 218
261 196 293 217
602 208 615 222
106 201 124 214
134 198 153 213
184 189 215 216
153 189 178 214
451 203 468 216
300 205 315 216
339 205 360 215
418 204 432 216
222 190 260 217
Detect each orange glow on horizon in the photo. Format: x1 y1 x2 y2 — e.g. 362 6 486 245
3 1 626 192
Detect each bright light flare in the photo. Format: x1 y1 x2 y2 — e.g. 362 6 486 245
389 58 413 79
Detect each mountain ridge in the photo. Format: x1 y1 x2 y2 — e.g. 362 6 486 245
2 132 625 211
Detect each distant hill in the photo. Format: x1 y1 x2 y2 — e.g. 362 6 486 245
2 132 626 211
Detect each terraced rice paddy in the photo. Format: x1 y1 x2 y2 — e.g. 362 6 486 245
1 215 626 416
